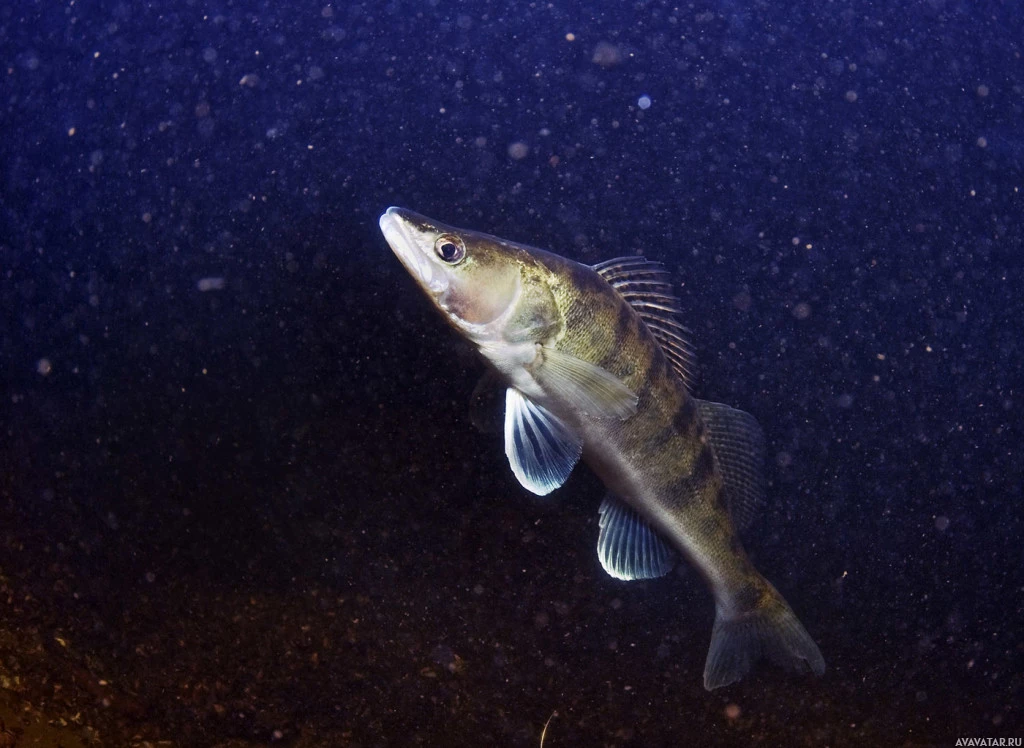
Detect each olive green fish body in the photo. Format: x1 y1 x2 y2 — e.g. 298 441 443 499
535 259 765 607
380 208 824 689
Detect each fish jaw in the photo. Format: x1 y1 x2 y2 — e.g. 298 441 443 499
379 207 449 298
379 206 530 347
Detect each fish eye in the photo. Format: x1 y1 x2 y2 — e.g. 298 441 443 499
434 234 466 264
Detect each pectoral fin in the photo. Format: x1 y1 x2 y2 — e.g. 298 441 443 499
469 370 505 434
533 347 638 419
504 388 582 496
597 494 676 580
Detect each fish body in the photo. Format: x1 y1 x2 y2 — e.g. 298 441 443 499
379 207 824 689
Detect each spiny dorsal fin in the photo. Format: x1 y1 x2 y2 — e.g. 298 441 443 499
695 399 765 531
593 257 696 390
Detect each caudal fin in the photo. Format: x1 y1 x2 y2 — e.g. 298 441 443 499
703 587 825 690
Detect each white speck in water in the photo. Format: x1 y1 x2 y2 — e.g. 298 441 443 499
197 277 226 292
507 141 530 160
637 95 652 110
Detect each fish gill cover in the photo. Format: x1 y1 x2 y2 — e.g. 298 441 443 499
0 0 1022 745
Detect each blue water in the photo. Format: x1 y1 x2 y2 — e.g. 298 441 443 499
1 1 1022 744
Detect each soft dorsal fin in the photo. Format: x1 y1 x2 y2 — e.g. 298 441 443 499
592 257 696 389
597 493 677 580
695 399 766 531
504 388 582 496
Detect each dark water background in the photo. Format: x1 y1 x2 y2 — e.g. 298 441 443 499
2 0 1022 745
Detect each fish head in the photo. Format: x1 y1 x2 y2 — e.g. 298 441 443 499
379 207 560 347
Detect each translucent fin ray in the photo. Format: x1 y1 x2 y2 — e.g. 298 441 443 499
469 370 505 434
534 348 638 419
597 494 676 581
592 257 667 275
695 399 765 530
704 588 825 690
593 257 697 390
504 388 582 496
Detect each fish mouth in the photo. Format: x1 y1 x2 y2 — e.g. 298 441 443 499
379 207 447 296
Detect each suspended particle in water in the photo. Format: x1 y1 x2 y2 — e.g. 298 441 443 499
507 141 530 160
197 277 226 292
792 302 811 320
732 291 753 312
592 41 622 68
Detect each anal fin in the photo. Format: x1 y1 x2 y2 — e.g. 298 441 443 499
597 494 676 580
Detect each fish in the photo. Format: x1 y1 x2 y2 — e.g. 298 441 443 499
378 206 825 689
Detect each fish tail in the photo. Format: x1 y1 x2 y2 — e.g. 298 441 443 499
703 584 825 690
